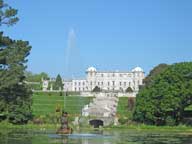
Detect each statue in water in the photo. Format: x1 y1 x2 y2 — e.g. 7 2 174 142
57 111 73 134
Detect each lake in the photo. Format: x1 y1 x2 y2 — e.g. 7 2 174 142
0 129 192 144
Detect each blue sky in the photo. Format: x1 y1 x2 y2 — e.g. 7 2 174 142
2 0 192 78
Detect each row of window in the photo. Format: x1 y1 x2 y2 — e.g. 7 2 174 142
65 80 141 87
74 87 86 91
89 73 142 77
73 81 86 86
73 87 136 92
89 81 141 86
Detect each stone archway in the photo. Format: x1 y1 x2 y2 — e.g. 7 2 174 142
89 119 104 128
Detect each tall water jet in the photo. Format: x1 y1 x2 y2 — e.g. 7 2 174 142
64 28 83 79
64 28 84 113
65 28 75 78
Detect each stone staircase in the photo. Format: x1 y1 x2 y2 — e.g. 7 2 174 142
82 92 119 126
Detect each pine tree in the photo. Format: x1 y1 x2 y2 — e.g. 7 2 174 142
53 74 63 90
0 0 19 26
0 0 32 124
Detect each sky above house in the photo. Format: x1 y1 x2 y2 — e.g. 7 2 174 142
2 0 192 78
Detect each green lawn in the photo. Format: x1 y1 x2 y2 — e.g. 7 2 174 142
32 92 93 116
33 94 133 118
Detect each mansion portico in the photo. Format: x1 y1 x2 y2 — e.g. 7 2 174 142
42 66 145 93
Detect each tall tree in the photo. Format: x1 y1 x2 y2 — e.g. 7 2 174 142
0 0 32 124
0 33 32 123
53 74 63 90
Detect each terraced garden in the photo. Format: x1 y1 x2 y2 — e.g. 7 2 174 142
32 92 93 116
33 93 134 118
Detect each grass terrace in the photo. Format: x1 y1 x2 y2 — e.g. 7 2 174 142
32 92 93 117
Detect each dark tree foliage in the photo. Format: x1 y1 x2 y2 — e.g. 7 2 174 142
53 74 63 90
0 33 32 124
3 84 32 124
126 87 133 93
143 63 169 86
133 62 192 126
92 86 101 92
0 0 19 26
0 0 32 124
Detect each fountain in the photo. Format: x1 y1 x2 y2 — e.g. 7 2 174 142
57 28 83 134
56 111 73 134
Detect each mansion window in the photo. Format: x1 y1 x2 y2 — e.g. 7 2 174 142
129 82 131 86
112 73 115 77
90 81 92 85
108 82 110 86
79 82 81 86
119 74 122 77
124 82 126 86
101 74 104 77
112 81 115 86
119 82 122 86
98 82 100 85
75 82 77 86
101 82 103 85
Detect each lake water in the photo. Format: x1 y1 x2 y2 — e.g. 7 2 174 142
0 129 192 144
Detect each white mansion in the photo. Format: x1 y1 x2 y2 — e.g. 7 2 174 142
42 66 145 94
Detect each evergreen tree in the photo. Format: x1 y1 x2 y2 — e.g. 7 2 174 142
92 86 101 92
0 33 32 123
126 87 133 93
0 0 19 26
53 74 63 90
0 0 32 124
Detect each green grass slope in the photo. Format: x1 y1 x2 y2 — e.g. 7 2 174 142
32 92 92 116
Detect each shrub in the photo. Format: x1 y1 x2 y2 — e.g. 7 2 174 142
126 87 133 93
118 117 128 125
165 116 176 126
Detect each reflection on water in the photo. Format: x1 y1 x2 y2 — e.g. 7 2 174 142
0 129 192 144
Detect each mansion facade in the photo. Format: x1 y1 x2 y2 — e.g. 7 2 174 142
42 66 145 93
